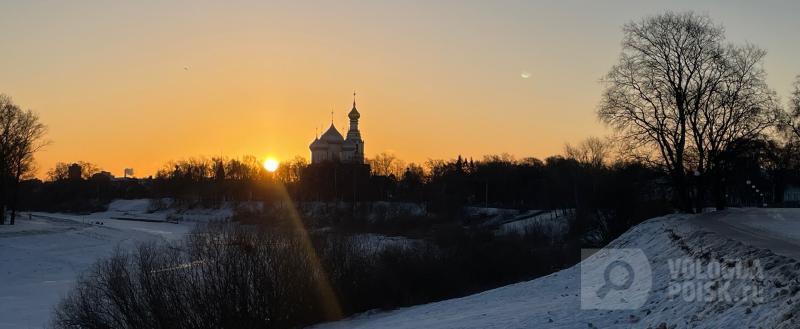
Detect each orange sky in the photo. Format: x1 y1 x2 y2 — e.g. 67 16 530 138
1 1 798 178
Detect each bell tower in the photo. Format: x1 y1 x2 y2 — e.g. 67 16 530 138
345 91 364 163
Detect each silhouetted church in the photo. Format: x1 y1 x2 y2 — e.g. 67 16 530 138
309 95 364 164
300 94 371 202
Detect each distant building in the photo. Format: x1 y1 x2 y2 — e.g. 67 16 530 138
309 95 364 164
302 95 370 202
91 171 114 182
68 163 82 181
784 185 800 203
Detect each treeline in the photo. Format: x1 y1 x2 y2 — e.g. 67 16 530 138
21 135 800 227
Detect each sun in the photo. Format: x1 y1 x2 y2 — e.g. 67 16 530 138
263 158 279 173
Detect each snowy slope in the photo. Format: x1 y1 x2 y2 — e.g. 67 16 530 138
496 210 570 237
20 199 234 225
5 206 800 328
0 203 199 329
99 199 234 222
316 212 800 329
688 208 800 260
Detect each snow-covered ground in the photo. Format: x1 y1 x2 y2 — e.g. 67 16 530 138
496 210 570 237
687 208 800 260
462 207 572 238
103 199 234 222
0 200 214 329
347 233 423 254
5 206 800 328
316 209 800 329
23 199 234 224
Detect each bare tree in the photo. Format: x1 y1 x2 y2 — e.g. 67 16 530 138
0 94 47 224
786 75 800 139
599 12 778 212
564 137 613 167
276 156 308 183
368 152 406 178
482 153 516 165
688 45 781 209
224 157 257 181
47 161 100 181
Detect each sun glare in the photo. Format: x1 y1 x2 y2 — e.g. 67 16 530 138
263 158 279 172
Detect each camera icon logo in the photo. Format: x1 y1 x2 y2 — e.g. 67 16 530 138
580 248 652 310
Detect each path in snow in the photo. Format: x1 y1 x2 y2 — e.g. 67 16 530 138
688 208 800 260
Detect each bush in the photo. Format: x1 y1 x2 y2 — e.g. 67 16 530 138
52 222 580 329
52 225 338 329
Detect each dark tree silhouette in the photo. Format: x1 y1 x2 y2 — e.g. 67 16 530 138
368 152 405 178
786 75 800 139
564 137 612 168
47 161 100 181
599 12 779 212
0 94 47 225
689 45 780 209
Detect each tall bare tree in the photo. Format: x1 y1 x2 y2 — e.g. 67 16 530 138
786 75 800 139
599 12 778 212
0 94 47 224
688 45 780 208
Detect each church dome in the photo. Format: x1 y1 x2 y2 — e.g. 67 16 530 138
309 137 327 150
348 105 360 120
320 124 344 144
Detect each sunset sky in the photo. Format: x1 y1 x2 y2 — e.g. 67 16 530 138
1 0 798 177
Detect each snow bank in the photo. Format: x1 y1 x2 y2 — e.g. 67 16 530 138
496 210 570 238
315 214 800 329
100 199 233 223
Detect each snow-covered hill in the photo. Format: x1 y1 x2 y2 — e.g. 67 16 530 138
316 211 800 329
5 206 800 328
0 200 209 329
100 199 234 222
